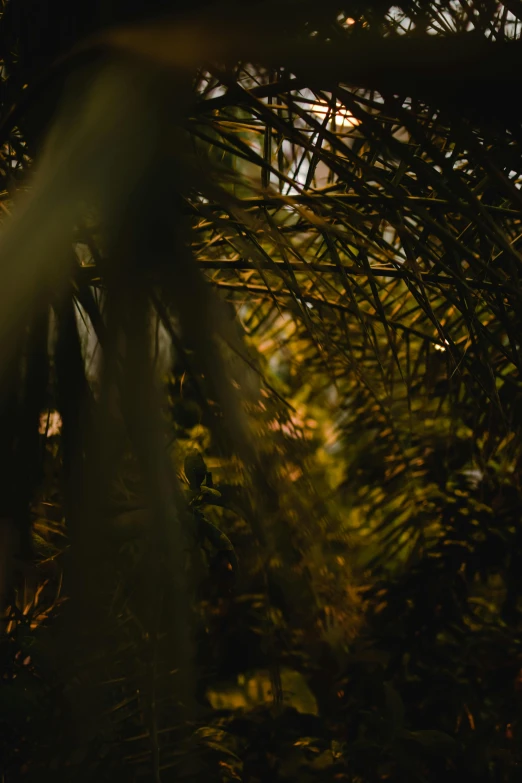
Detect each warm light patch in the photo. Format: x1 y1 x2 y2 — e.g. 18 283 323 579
310 100 360 128
434 338 450 352
39 410 62 437
337 13 356 26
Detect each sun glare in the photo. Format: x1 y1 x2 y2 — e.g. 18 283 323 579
310 100 361 128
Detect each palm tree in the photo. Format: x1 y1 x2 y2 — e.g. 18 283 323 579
1 1 522 780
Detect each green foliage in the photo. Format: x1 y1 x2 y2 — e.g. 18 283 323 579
1 1 522 782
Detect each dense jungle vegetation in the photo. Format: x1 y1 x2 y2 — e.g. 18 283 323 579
1 1 522 780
